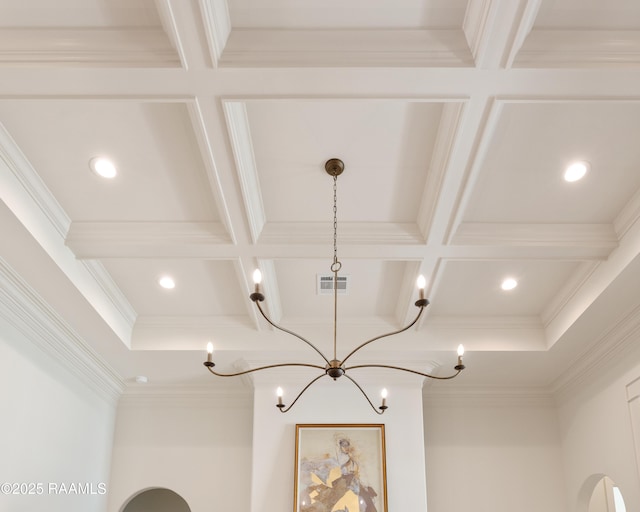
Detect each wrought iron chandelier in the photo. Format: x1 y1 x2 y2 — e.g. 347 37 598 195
204 158 466 413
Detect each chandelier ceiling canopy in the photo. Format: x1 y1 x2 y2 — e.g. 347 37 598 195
204 158 466 413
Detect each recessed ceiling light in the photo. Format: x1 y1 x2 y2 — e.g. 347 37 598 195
158 276 176 289
135 375 148 384
501 278 518 291
564 161 589 182
89 157 117 179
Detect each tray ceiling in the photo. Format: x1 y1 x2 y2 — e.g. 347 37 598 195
2 0 640 396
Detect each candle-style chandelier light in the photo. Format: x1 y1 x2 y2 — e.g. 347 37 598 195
204 159 466 413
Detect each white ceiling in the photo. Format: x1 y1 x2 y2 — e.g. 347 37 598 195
2 0 640 399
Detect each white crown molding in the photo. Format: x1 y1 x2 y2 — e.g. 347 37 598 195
424 386 555 408
260 222 424 246
154 0 188 69
439 97 502 245
132 314 261 348
627 377 640 402
427 315 542 329
240 314 546 350
199 0 232 67
130 313 544 350
0 124 134 346
417 102 466 240
425 314 546 350
223 101 266 243
464 0 542 69
545 202 640 349
614 186 640 239
515 30 640 68
272 315 399 329
463 0 496 67
552 303 640 403
66 221 231 259
540 261 599 328
219 29 472 68
504 0 543 68
135 314 250 330
0 28 180 67
118 385 252 408
0 123 70 237
82 260 138 328
187 99 240 245
452 222 618 249
464 0 541 69
0 258 125 405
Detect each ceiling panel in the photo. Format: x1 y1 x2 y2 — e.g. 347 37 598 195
429 260 581 317
0 0 177 68
516 0 640 68
1 1 640 391
0 101 218 222
463 102 640 224
275 259 406 320
227 0 467 29
102 259 246 317
0 0 162 27
535 0 640 29
247 100 443 223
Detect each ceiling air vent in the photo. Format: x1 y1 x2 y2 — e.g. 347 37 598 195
317 274 349 295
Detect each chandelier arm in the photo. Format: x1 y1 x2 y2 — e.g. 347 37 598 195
345 363 463 380
340 305 426 366
205 362 325 378
277 373 327 413
254 301 332 366
343 374 385 415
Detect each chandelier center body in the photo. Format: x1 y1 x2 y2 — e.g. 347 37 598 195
326 359 345 379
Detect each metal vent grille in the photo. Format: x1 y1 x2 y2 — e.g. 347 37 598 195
317 274 349 295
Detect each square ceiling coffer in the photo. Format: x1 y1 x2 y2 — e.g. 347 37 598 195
317 274 349 295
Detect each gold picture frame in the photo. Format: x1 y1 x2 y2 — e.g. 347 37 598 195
294 424 388 512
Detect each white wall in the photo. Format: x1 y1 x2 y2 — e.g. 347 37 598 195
6 316 636 512
628 376 640 490
104 352 640 512
107 392 253 512
0 318 117 512
555 347 640 512
250 377 428 512
423 393 568 512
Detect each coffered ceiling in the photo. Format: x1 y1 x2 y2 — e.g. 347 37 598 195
2 0 640 399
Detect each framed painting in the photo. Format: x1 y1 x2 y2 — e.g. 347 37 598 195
294 424 387 512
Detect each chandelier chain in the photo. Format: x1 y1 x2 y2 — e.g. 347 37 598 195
332 174 339 267
332 174 339 361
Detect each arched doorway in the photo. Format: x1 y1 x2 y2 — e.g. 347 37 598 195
587 476 626 512
121 487 191 512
